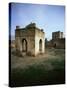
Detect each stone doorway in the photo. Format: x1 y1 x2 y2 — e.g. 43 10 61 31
22 39 27 56
54 43 56 48
39 39 42 53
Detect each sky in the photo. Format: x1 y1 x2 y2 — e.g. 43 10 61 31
10 3 65 40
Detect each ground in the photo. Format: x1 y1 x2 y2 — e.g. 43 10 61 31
10 48 65 87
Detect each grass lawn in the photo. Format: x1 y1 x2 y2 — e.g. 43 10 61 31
10 48 65 87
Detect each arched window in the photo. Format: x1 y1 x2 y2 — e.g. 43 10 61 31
22 39 27 52
39 39 42 52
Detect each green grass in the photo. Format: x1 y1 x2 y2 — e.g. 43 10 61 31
10 49 65 87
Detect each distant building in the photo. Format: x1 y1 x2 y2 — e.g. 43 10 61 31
46 31 65 49
52 38 65 49
52 31 63 40
15 23 45 56
52 31 65 49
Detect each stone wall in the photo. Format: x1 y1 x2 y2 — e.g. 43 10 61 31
35 29 45 55
52 38 65 49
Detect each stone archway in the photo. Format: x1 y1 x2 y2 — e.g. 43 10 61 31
22 39 27 55
39 39 42 53
54 43 56 48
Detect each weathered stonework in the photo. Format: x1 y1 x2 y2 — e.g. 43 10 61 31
15 23 45 56
51 38 65 49
52 31 65 49
52 31 63 40
47 31 65 49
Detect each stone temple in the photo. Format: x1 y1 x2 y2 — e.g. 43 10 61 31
15 23 45 56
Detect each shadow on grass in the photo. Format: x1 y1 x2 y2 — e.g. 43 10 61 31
10 58 65 87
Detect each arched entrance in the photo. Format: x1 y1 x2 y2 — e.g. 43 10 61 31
39 39 42 53
22 39 27 55
54 43 56 48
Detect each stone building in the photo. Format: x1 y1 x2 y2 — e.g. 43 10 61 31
52 38 65 49
46 31 65 49
52 31 65 49
52 31 63 40
15 23 45 56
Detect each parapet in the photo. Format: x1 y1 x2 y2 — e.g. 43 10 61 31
26 22 36 28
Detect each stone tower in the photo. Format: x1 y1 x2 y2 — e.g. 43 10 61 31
52 31 63 40
15 23 45 56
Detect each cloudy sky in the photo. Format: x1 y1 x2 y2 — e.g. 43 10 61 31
10 3 65 40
